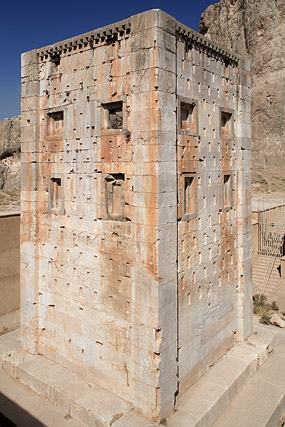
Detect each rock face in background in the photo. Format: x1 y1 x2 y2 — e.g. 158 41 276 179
0 116 21 191
200 0 285 192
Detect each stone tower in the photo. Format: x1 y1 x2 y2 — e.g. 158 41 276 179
21 9 252 421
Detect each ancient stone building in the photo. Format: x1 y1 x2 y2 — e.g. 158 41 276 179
21 9 252 421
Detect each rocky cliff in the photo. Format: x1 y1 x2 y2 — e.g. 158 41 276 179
200 0 285 192
0 116 21 192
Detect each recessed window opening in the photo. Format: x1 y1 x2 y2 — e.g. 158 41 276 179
185 176 195 214
183 173 196 220
179 100 197 134
103 101 123 130
185 42 192 60
47 111 64 137
221 111 233 137
105 173 125 220
51 54 61 66
223 174 232 208
106 34 118 45
50 177 62 211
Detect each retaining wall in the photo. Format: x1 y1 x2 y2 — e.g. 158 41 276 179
0 212 20 316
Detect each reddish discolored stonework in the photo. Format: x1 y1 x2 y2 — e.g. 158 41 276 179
21 9 252 421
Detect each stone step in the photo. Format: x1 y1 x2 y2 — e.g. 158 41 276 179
252 263 281 270
252 268 281 275
0 369 80 426
252 270 280 275
253 284 281 290
253 270 280 275
253 280 281 286
252 265 280 271
254 291 281 299
252 268 280 274
252 278 280 282
253 275 280 281
252 254 282 297
253 262 281 265
253 277 281 286
0 330 134 427
252 280 280 285
165 322 278 427
253 267 280 271
0 324 279 427
212 327 285 427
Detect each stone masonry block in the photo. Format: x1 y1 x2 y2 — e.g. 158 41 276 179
20 9 251 423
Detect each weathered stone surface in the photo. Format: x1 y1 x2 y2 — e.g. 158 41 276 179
0 213 20 317
0 116 21 191
271 313 285 328
0 321 278 427
200 0 285 192
20 9 252 421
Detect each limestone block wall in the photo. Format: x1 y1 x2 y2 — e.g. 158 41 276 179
0 212 20 316
21 9 252 421
175 26 252 392
21 11 177 419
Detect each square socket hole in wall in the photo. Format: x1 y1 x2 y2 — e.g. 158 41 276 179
105 173 125 220
47 110 64 138
220 110 233 138
178 98 198 135
102 101 123 130
223 173 232 209
182 173 197 220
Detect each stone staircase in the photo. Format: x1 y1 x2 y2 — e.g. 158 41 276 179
252 254 282 298
276 208 285 226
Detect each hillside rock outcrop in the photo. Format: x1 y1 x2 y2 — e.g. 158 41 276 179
0 116 21 191
200 0 285 192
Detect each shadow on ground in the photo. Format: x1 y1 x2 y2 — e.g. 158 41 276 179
0 392 44 427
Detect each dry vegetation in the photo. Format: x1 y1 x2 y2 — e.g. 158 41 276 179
253 294 285 324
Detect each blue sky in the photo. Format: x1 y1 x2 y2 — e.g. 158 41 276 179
0 0 216 120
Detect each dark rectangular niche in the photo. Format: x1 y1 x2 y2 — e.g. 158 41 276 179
47 110 64 138
105 173 125 220
220 111 233 138
183 173 197 220
178 98 198 135
223 173 232 208
103 101 123 130
49 176 64 213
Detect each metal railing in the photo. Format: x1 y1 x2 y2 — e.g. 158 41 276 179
258 222 285 257
257 203 285 257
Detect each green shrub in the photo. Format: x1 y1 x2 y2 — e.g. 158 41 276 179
271 301 279 311
253 294 271 315
259 313 272 325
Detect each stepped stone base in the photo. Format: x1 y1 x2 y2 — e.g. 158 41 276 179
213 321 285 427
0 330 135 427
0 321 279 427
167 320 279 427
